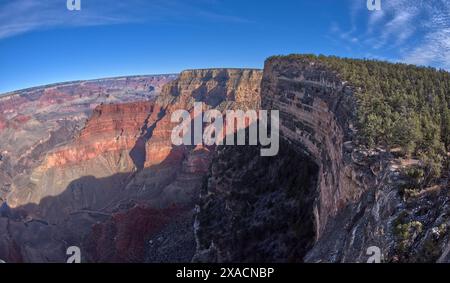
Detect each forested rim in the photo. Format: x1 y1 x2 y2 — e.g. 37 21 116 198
270 54 450 182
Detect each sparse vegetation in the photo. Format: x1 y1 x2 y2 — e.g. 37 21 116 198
395 221 424 254
400 166 426 197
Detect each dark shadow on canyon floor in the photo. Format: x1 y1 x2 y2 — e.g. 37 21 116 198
1 146 199 263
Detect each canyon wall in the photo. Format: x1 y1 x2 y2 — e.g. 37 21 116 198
0 75 176 262
194 57 372 262
158 69 261 110
0 75 175 204
0 69 263 262
263 57 450 263
8 101 155 207
193 57 364 261
261 56 364 237
195 56 450 263
14 68 262 215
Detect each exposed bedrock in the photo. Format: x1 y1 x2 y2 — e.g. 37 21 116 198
0 75 175 205
193 141 319 262
0 69 263 262
195 57 450 263
192 57 363 262
266 57 450 263
261 57 364 238
193 57 370 262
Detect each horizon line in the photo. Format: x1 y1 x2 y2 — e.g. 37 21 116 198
0 67 267 97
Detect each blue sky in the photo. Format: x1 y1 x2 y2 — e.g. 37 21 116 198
0 0 449 94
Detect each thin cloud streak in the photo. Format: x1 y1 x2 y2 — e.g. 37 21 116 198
402 0 450 69
0 0 251 40
332 0 450 69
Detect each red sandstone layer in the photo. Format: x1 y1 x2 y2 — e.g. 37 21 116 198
43 101 154 168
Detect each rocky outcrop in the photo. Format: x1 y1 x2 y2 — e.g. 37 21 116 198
84 204 186 263
159 69 261 109
261 57 365 238
194 56 450 263
43 102 154 168
0 75 175 165
263 57 450 263
193 141 319 262
19 69 262 211
0 75 176 262
193 57 373 262
143 68 262 165
0 75 175 207
6 101 155 208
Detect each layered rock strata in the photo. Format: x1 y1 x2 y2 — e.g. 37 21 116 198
0 69 263 262
194 56 450 263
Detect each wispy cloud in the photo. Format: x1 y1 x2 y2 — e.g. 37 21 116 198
0 0 135 39
331 0 450 69
402 0 450 68
0 0 250 40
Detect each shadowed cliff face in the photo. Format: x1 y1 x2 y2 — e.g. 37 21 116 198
194 141 319 263
194 57 450 263
192 58 362 262
261 57 362 238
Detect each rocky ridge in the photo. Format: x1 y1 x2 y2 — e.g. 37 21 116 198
193 56 450 263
